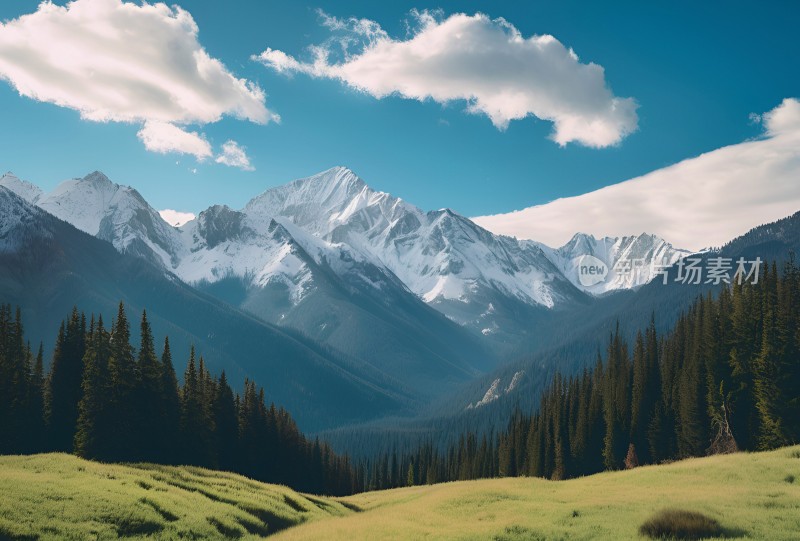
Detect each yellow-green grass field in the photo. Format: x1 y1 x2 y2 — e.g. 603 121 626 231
276 446 800 541
1 447 799 540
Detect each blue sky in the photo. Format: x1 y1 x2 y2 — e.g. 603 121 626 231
0 0 798 222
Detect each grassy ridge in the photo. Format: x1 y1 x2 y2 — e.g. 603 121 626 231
0 454 350 540
275 446 800 540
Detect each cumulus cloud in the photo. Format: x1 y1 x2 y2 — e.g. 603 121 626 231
159 209 196 227
254 10 637 147
472 98 800 251
0 0 277 160
215 140 254 171
137 121 212 160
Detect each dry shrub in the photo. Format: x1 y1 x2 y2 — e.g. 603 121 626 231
639 508 723 539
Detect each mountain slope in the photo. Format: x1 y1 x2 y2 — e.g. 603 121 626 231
2 168 692 355
246 167 587 344
0 171 42 203
433 208 800 442
30 171 184 268
6 170 494 389
0 186 412 431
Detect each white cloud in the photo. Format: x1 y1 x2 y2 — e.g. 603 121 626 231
137 121 212 160
254 10 637 147
215 140 254 171
0 0 277 157
159 209 195 227
472 98 800 252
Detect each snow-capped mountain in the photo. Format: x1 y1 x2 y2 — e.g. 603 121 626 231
245 167 584 342
0 184 413 430
6 171 185 268
540 233 690 295
1 167 692 350
0 172 43 204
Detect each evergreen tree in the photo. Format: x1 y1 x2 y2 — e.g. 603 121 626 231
74 318 111 459
159 337 182 464
46 308 86 452
135 310 163 461
213 371 239 471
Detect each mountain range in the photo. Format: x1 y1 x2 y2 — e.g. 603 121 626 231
3 165 771 436
0 167 688 340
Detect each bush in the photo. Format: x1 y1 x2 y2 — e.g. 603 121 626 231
639 509 723 539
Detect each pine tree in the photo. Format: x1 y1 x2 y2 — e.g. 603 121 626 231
213 371 239 471
46 308 86 452
603 326 630 470
753 263 789 448
135 310 163 461
106 302 137 461
74 317 111 459
159 337 182 464
26 342 46 452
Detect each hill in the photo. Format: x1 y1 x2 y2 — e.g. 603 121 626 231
276 446 800 540
1 447 798 539
0 453 351 540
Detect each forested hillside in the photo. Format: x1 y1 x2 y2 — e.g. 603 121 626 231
359 260 800 489
0 303 358 495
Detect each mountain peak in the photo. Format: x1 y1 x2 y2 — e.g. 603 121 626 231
244 166 375 229
307 166 366 190
0 171 44 204
80 170 114 186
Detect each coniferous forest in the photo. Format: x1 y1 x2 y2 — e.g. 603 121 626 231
1 260 799 496
360 260 800 490
0 302 358 496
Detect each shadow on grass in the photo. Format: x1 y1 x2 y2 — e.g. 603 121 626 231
237 503 299 535
0 529 39 541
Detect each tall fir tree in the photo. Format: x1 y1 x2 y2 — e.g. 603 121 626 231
46 308 86 452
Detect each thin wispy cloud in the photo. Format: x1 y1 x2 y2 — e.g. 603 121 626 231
0 0 275 164
255 10 638 148
472 98 800 251
215 140 255 171
137 121 212 160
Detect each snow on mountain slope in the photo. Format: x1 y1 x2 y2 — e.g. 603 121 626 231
174 205 314 303
2 168 691 344
34 171 184 267
0 173 43 204
0 186 49 250
466 370 525 409
245 167 579 329
538 233 690 295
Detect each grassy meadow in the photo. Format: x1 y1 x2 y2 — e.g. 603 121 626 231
277 445 800 540
0 453 350 540
1 446 799 540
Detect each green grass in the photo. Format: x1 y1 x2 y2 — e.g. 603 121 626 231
1 447 799 540
274 445 800 540
0 453 350 540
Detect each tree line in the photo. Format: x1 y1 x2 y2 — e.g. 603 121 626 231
0 302 358 495
361 259 800 490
